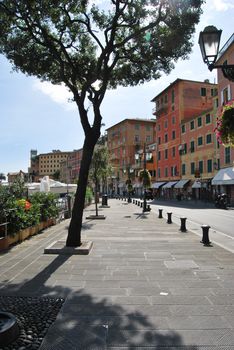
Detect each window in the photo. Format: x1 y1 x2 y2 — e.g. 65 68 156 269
165 167 168 177
172 89 175 103
164 120 168 129
201 87 206 96
146 135 151 143
198 136 203 146
190 120 195 130
181 124 186 133
164 134 168 142
207 159 212 173
190 140 195 153
158 168 161 178
206 114 211 124
221 86 230 104
158 151 161 161
172 130 176 140
225 147 231 164
134 135 140 142
206 134 212 144
164 149 168 159
158 124 161 131
184 143 187 154
211 88 217 97
172 116 175 124
191 162 195 175
146 125 151 131
135 124 140 130
182 164 186 176
199 160 203 174
164 94 168 103
172 147 176 157
158 137 161 145
197 116 202 127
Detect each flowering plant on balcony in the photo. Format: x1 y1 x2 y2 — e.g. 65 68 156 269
215 101 234 146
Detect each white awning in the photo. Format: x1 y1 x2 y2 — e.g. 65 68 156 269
212 167 234 185
174 179 190 189
162 181 178 189
152 182 166 189
192 180 201 189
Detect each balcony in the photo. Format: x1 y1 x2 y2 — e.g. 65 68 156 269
152 101 168 117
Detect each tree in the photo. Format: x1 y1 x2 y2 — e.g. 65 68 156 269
0 173 6 183
89 145 112 216
0 0 203 246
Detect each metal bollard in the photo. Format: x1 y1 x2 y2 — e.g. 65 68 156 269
180 217 187 232
201 225 211 246
167 212 172 224
140 202 143 208
147 204 151 211
158 208 163 218
133 199 135 204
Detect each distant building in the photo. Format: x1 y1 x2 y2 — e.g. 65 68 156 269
106 118 156 195
7 170 26 184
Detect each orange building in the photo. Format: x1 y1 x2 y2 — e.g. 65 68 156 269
151 78 217 198
106 118 156 195
180 101 220 200
211 33 234 204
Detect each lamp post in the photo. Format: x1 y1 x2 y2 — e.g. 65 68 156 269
135 143 152 213
199 26 234 82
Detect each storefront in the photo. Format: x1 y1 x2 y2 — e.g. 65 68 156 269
174 179 190 200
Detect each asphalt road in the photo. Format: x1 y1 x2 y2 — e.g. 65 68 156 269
149 199 234 253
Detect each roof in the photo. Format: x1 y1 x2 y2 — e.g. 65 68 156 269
151 78 217 102
106 118 156 131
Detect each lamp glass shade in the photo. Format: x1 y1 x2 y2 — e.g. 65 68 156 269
199 26 222 65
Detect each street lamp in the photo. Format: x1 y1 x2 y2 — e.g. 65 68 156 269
199 26 234 81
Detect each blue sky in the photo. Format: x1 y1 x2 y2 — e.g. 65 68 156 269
1 0 234 177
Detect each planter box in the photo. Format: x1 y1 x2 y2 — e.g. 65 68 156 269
0 237 9 250
0 219 56 251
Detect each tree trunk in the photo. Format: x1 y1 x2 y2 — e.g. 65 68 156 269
66 131 98 247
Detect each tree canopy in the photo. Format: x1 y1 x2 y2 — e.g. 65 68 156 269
0 1 203 115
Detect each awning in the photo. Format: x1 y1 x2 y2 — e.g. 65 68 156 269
152 182 166 189
212 167 234 185
174 179 190 189
162 181 178 189
192 180 201 189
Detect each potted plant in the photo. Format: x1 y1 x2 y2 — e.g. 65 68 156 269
215 101 234 146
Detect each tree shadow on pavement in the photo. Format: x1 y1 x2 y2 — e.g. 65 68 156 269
0 256 198 350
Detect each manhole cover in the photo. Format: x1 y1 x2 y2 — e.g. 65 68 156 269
0 311 19 346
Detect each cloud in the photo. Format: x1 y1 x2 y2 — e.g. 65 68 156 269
212 0 234 11
33 80 76 111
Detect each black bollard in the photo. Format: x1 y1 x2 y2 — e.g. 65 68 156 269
180 217 187 232
147 204 151 211
158 208 163 218
167 212 172 224
140 202 143 208
201 225 211 246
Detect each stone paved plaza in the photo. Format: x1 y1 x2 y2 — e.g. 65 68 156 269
1 199 234 349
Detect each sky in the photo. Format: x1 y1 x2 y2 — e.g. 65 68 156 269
1 0 234 177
